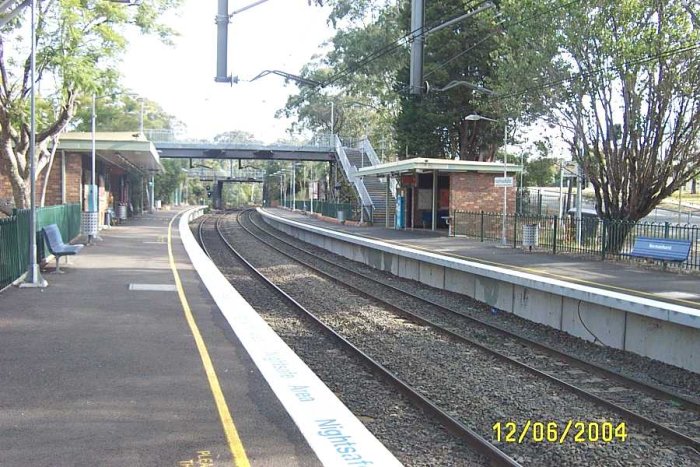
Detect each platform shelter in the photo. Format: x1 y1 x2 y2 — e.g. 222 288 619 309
55 132 161 229
357 158 522 231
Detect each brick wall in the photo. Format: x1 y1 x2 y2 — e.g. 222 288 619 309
0 151 17 209
36 152 83 206
450 172 516 213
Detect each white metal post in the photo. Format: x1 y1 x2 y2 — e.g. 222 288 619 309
501 120 508 245
292 164 296 210
576 163 583 247
558 160 564 220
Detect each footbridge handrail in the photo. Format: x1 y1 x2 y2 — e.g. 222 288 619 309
334 134 374 210
359 137 397 199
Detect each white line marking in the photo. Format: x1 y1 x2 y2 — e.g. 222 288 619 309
128 283 177 291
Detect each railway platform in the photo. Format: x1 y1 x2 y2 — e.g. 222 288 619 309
259 208 700 373
262 208 700 308
0 207 400 466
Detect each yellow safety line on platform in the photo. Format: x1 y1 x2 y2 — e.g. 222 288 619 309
167 215 250 467
349 231 700 309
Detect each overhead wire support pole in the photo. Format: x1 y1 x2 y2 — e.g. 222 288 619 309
215 0 232 83
409 0 425 95
215 0 271 84
410 1 496 95
423 2 496 36
230 0 270 16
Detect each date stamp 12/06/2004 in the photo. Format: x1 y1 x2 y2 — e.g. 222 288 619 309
493 421 628 444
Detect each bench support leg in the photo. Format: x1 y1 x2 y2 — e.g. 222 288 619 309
53 256 65 274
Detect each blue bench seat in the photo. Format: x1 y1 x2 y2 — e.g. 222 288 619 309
626 236 691 265
42 224 84 273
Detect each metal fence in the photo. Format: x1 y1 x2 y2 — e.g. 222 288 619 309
0 204 81 290
281 199 356 221
453 210 700 271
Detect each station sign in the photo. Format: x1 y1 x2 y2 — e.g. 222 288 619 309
494 176 514 187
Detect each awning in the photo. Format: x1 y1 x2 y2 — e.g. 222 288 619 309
58 132 162 174
356 157 522 177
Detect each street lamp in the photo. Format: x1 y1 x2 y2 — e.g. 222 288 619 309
22 0 134 285
21 0 46 287
465 114 509 245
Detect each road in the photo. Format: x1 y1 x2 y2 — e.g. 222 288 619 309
527 187 699 226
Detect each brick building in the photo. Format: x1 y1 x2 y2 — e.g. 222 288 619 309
357 158 521 230
0 132 161 229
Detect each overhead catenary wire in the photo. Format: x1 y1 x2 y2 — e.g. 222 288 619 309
418 0 584 91
320 0 491 88
494 41 700 102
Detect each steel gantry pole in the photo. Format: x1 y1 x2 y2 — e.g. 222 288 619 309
409 0 425 95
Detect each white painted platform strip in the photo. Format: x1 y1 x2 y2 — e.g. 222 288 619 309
179 210 402 467
654 291 700 300
259 208 700 330
128 283 177 292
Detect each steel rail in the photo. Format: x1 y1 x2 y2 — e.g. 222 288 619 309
207 211 521 467
249 211 700 409
239 210 700 451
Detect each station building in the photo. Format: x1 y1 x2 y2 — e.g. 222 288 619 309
357 158 522 230
0 132 161 230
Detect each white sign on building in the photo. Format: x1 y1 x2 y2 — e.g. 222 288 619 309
494 176 514 187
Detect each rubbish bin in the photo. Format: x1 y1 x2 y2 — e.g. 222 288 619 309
337 209 346 223
117 204 127 221
522 223 539 250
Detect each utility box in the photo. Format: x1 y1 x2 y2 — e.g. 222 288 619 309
522 223 539 250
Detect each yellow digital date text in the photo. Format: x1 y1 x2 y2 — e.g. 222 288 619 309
492 420 628 444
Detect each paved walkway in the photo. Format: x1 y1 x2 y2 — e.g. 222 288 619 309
0 208 320 466
266 208 700 310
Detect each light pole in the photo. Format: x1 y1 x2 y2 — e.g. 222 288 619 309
465 114 508 245
21 0 46 287
88 92 145 239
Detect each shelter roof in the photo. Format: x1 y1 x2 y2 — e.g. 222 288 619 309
356 157 522 177
58 132 162 174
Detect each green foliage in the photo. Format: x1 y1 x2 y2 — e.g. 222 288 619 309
71 90 179 132
498 0 700 222
213 130 262 144
155 159 186 202
290 0 505 161
0 0 182 208
525 157 557 187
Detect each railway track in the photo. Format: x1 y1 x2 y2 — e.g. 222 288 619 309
235 209 700 452
195 213 512 466
199 210 699 465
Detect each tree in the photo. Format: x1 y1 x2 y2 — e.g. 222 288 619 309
213 130 262 145
298 0 505 161
0 0 181 209
279 2 401 156
395 1 506 160
71 91 180 133
525 157 557 187
498 0 700 249
155 158 186 203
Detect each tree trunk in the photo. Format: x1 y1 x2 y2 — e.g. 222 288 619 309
603 219 635 254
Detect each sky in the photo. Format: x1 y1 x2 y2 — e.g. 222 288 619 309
120 0 334 143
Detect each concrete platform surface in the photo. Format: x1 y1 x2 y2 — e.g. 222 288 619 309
0 208 322 467
265 208 700 310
